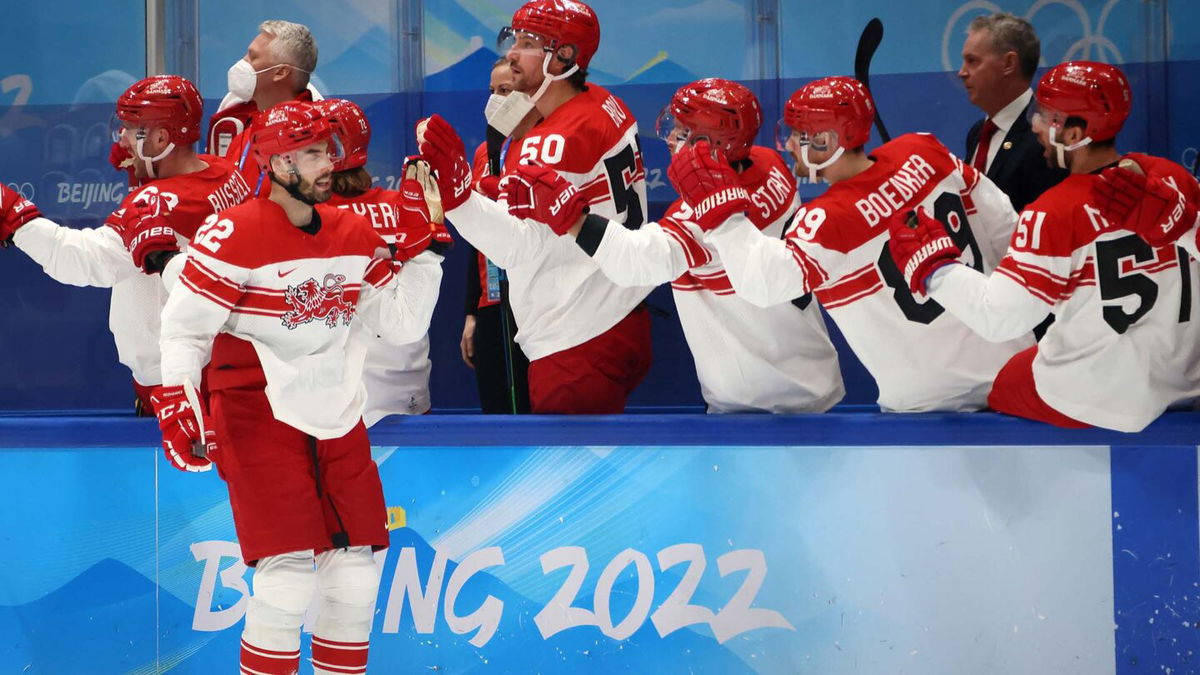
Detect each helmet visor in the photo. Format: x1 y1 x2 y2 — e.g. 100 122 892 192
775 119 837 154
109 115 151 144
497 27 549 57
275 133 345 175
1028 103 1071 133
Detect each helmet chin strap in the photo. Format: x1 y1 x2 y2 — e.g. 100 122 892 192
800 144 845 183
1048 126 1092 170
135 137 176 179
485 51 579 138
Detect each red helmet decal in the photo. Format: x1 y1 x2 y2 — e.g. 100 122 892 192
116 75 204 146
669 78 762 162
1035 61 1130 141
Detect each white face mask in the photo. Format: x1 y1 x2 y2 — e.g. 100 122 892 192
226 60 305 102
484 94 507 125
487 53 577 136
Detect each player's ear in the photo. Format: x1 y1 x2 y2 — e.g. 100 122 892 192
554 44 578 69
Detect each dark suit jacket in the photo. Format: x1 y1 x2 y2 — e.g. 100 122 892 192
966 99 1068 213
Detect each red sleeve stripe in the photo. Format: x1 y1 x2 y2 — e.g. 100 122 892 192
658 220 709 269
364 258 395 288
814 264 883 309
785 240 830 289
580 180 611 205
180 259 243 308
995 258 1059 305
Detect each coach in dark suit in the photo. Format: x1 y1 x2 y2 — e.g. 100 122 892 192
959 13 1066 213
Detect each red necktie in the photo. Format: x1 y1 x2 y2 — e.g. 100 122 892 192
972 118 998 173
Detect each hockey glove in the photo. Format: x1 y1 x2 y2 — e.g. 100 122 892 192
109 141 140 187
476 174 502 201
150 384 216 472
1094 161 1199 247
120 197 181 274
408 158 453 253
501 162 589 236
0 183 42 248
887 208 961 295
415 115 473 212
394 176 434 262
667 140 749 232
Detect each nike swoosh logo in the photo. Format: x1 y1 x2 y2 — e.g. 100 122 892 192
277 267 298 278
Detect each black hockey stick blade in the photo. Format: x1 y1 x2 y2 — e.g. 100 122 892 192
486 125 506 176
853 18 892 143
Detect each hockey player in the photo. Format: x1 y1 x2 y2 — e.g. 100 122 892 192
417 0 654 413
0 75 252 413
667 76 1030 412
889 61 1200 431
314 97 450 422
155 101 437 674
503 78 844 413
216 20 320 188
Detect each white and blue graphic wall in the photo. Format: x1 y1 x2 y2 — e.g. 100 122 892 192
0 414 1197 673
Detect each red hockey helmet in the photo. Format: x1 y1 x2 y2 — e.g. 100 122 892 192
1034 61 1130 142
656 78 761 162
779 76 875 153
252 101 341 173
312 98 371 171
503 0 601 70
115 75 203 146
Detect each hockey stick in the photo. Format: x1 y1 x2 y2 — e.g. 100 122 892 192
854 18 892 143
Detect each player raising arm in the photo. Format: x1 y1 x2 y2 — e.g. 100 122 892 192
691 76 1031 412
0 76 251 412
890 62 1200 431
501 78 844 413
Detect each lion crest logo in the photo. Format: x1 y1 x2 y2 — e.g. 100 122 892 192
281 274 355 329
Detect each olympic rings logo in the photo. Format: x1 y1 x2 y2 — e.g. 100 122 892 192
5 182 34 200
942 0 1127 72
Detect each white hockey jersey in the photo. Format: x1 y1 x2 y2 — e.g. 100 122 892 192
159 198 439 438
708 133 1031 412
445 84 654 361
327 187 445 421
13 155 251 385
927 153 1200 431
581 146 843 413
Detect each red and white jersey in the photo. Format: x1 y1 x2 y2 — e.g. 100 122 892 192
445 84 653 360
585 146 843 412
928 153 1200 431
13 155 251 385
159 198 439 438
709 133 1030 412
326 188 445 421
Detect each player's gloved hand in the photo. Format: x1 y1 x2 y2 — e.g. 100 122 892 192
408 158 452 254
415 115 473 212
0 183 42 248
109 142 139 187
1093 161 1199 247
501 162 588 236
887 208 961 294
150 384 216 473
667 140 749 232
120 195 180 274
395 176 434 262
476 174 502 201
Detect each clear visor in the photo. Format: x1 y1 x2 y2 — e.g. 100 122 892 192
655 108 704 154
774 119 838 154
273 134 345 175
497 27 550 56
109 115 150 143
1028 103 1070 133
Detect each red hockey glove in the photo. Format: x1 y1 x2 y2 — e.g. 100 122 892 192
120 196 180 274
395 176 434 262
1093 161 1199 247
150 384 217 472
476 174 501 201
501 162 588 236
667 140 749 232
887 208 961 295
0 183 42 248
109 141 140 187
415 115 473 212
